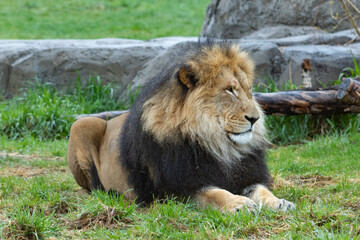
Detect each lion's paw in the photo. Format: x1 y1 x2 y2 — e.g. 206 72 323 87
223 196 258 214
272 199 296 212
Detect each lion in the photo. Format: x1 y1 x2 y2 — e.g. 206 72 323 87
67 40 295 213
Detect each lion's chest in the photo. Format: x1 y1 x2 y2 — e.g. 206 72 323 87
148 142 271 198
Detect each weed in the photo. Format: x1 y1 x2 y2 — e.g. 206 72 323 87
337 51 360 84
3 206 62 240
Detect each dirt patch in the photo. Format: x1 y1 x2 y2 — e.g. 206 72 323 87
50 200 77 215
69 207 132 230
168 219 190 232
349 178 360 184
343 201 360 212
0 151 63 161
289 175 337 187
272 175 295 189
0 151 68 177
0 166 68 178
234 225 273 239
0 166 47 178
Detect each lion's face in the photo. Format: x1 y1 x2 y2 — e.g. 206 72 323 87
213 66 261 145
182 64 262 146
142 43 267 163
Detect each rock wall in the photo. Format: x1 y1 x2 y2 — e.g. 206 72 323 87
0 38 180 98
201 0 360 39
1 31 359 98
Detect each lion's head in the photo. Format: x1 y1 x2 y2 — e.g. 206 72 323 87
141 41 267 164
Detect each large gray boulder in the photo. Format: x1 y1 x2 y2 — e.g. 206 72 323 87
201 0 360 39
0 38 189 98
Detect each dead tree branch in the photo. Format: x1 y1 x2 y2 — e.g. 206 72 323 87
253 78 360 115
340 0 360 37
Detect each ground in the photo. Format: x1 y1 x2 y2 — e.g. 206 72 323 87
0 134 359 239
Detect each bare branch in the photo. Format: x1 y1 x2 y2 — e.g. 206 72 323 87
340 0 360 37
346 0 360 15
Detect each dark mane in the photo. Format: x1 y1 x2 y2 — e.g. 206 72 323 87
119 40 271 204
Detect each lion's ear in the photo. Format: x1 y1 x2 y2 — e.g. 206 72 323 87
178 64 198 90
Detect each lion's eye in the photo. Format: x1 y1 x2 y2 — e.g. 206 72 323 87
226 87 235 96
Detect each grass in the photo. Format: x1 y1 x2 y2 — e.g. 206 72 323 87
1 79 357 238
0 78 358 240
0 77 138 140
0 133 359 239
0 0 210 40
266 113 360 145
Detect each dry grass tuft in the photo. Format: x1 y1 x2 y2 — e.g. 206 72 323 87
69 207 132 230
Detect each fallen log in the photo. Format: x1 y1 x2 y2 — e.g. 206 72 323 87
254 78 360 115
74 78 360 119
74 110 129 120
337 78 360 105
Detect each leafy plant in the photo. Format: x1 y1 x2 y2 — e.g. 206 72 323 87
337 51 360 84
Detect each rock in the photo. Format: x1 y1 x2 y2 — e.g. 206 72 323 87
242 25 327 40
1 34 359 98
267 29 358 46
0 39 186 98
237 41 283 84
201 0 360 39
279 43 360 87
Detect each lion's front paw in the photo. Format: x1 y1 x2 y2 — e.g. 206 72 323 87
272 199 296 211
222 196 258 214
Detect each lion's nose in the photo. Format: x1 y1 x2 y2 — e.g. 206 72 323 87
245 116 259 126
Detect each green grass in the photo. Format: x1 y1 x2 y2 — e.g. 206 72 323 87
266 113 360 145
0 77 138 140
0 134 359 239
0 135 67 157
0 0 210 40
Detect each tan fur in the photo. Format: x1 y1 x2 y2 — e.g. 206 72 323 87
196 184 295 213
67 113 135 201
248 185 295 211
196 188 257 213
67 117 107 190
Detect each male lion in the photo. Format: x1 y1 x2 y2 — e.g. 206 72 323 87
67 40 295 213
